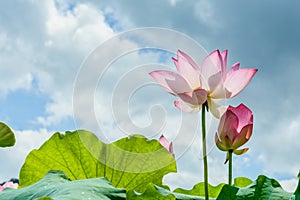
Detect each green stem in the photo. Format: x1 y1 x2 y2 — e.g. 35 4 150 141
228 150 233 185
201 104 209 200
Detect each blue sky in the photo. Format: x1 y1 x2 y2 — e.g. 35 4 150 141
0 0 299 192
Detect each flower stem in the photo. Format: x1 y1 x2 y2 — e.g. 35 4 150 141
228 150 233 185
201 104 209 200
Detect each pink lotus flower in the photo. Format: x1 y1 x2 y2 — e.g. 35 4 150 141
159 134 174 157
0 181 18 192
215 104 253 163
149 50 257 118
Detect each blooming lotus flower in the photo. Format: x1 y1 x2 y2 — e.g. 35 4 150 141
149 50 257 118
215 104 253 163
159 134 174 157
0 181 18 192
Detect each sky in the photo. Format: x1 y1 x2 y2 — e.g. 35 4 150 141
0 0 299 192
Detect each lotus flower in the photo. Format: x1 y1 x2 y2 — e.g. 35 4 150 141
159 135 174 157
215 104 253 163
149 50 257 118
0 181 18 192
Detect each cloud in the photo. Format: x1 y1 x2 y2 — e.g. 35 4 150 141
1 129 53 181
0 0 117 180
39 0 115 123
0 0 117 127
0 32 34 98
254 114 300 177
45 1 114 53
280 178 298 193
193 0 215 25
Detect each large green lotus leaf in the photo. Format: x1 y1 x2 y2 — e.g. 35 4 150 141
128 183 250 199
127 176 253 199
127 184 176 200
19 130 176 192
217 174 300 200
173 182 225 198
0 122 15 147
127 183 208 199
0 170 126 200
170 176 251 198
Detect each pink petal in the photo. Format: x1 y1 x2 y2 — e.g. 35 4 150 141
194 89 208 104
220 50 228 78
1 181 18 191
200 50 223 89
201 50 223 71
169 142 174 157
174 100 200 113
232 124 253 149
229 104 253 132
228 62 240 73
149 70 176 94
218 109 239 142
178 89 207 106
207 72 225 98
208 50 229 98
172 50 201 89
177 50 199 70
224 68 258 98
149 70 192 94
177 92 194 105
158 135 174 156
159 134 169 148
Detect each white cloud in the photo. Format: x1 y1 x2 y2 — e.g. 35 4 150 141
1 0 116 124
46 1 77 37
194 1 215 24
0 129 53 181
0 33 34 98
0 1 118 181
254 114 300 177
0 0 119 126
46 1 114 53
33 0 115 126
280 178 298 193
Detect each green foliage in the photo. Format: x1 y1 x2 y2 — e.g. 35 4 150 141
19 130 176 192
5 172 298 200
0 170 126 200
0 122 15 147
127 177 252 199
173 182 224 198
217 174 299 200
127 184 177 199
127 183 208 199
233 176 252 188
12 130 300 199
